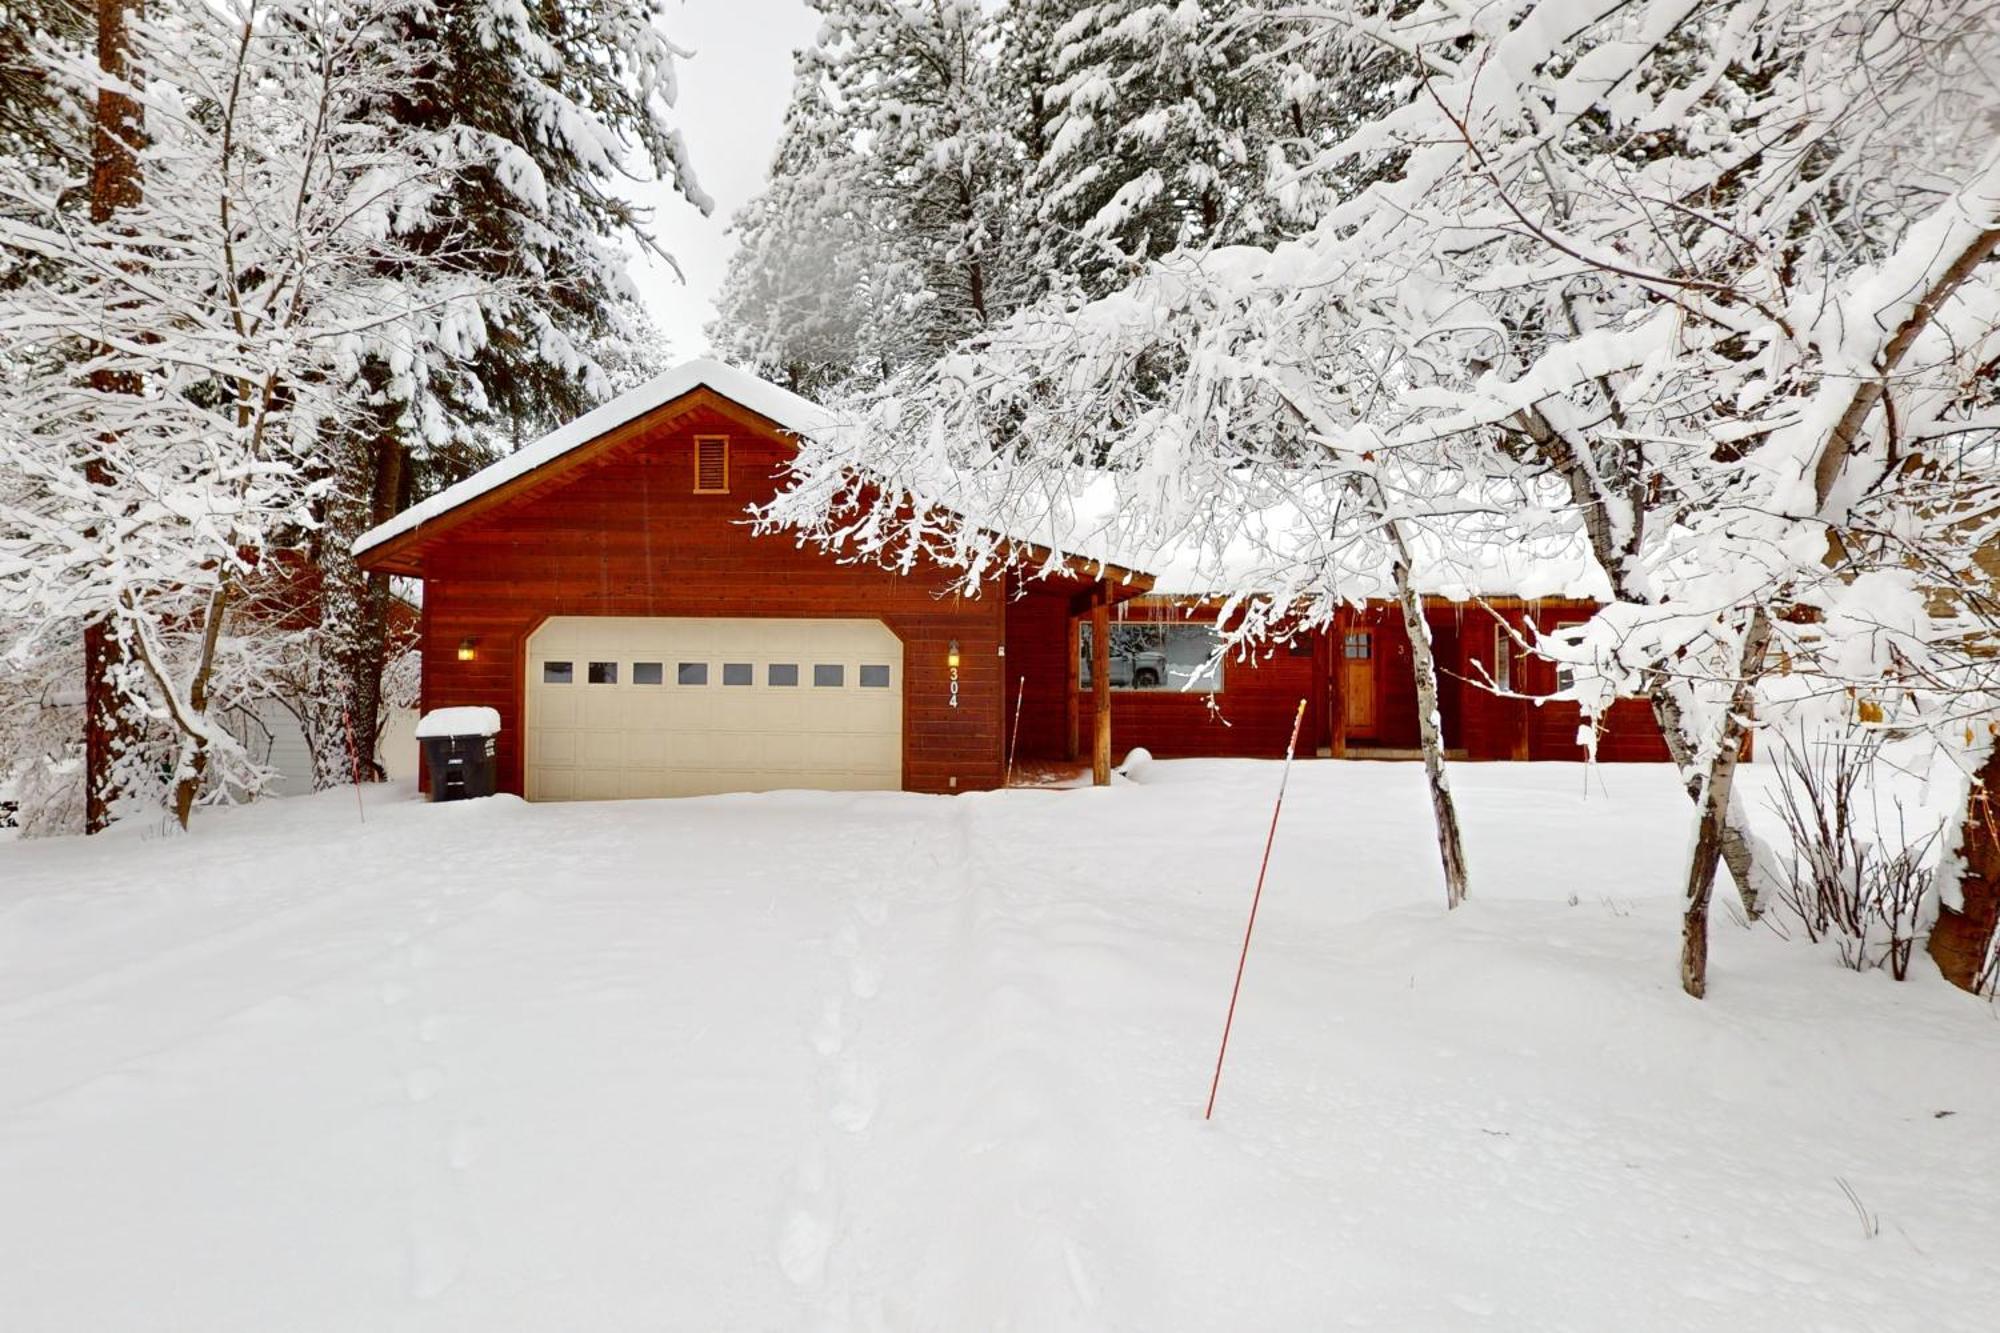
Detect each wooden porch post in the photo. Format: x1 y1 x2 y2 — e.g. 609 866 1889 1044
1510 606 1532 761
1329 604 1349 759
1092 585 1112 786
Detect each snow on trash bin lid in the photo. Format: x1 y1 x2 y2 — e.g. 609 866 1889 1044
415 706 502 739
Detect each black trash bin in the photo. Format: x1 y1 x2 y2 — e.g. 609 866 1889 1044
417 708 500 801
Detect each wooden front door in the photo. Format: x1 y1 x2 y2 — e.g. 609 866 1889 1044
1341 630 1378 736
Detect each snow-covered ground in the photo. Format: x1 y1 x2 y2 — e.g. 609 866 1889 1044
2 762 1995 1331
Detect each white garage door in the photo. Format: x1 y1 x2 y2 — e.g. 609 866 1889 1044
525 616 903 800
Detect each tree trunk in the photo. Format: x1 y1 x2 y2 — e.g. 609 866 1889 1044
1680 609 1772 999
169 581 233 829
1388 523 1470 909
1930 743 2000 995
1642 674 1772 920
82 0 144 833
311 431 405 787
1513 406 1775 918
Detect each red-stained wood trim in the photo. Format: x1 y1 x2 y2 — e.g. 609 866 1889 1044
1065 613 1081 762
1330 604 1349 758
1091 588 1111 785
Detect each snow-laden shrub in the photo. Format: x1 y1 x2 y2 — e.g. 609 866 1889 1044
0 632 86 838
1767 726 1945 980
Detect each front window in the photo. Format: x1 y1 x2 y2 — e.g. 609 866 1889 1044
1079 621 1224 693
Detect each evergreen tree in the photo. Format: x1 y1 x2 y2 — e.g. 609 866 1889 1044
710 63 885 394
1020 0 1338 299
713 0 1029 391
307 0 708 787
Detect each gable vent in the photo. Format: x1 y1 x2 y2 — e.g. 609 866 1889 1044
694 435 728 494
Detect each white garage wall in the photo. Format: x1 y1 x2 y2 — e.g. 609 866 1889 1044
226 701 420 797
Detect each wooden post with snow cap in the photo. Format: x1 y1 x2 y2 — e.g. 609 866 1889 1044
1092 583 1112 786
1205 698 1309 1121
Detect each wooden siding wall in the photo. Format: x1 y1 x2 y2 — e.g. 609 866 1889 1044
416 404 1006 795
1054 596 1674 765
1002 586 1074 762
1456 603 1532 760
1336 604 1466 752
1453 600 1674 762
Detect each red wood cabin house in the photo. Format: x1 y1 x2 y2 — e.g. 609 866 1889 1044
355 362 1670 800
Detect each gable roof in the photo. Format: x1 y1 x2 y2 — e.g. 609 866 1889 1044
353 358 833 565
350 359 1152 596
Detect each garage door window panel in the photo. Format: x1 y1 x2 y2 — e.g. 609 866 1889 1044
677 662 709 686
633 661 664 685
723 662 753 686
814 664 844 688
587 661 618 684
543 661 574 685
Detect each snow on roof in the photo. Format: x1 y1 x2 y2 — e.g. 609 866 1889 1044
905 470 1611 605
353 359 833 557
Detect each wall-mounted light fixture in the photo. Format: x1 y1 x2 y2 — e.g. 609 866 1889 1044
457 637 479 662
947 639 961 708
946 639 961 668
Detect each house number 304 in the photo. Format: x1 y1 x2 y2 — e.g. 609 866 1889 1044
948 664 959 708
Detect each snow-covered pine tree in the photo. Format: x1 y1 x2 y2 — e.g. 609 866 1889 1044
305 0 710 790
1018 0 1341 301
710 62 888 395
0 0 510 829
0 0 87 172
714 0 1029 391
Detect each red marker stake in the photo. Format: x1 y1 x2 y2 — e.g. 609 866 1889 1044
1205 698 1308 1121
343 708 366 825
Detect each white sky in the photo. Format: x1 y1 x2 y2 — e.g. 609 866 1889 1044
624 0 824 359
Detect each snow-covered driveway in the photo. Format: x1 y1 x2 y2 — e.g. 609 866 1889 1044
2 762 1996 1331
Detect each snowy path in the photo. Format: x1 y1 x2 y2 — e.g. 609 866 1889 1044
2 762 1996 1330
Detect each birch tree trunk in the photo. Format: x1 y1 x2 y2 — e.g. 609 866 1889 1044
1512 405 1775 920
1387 520 1470 909
1680 609 1771 998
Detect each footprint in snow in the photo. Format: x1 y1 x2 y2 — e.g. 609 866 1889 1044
447 1121 481 1171
777 1208 831 1288
829 1060 876 1134
811 997 846 1057
406 1067 445 1104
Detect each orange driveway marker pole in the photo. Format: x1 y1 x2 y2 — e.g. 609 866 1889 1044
1205 697 1308 1121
